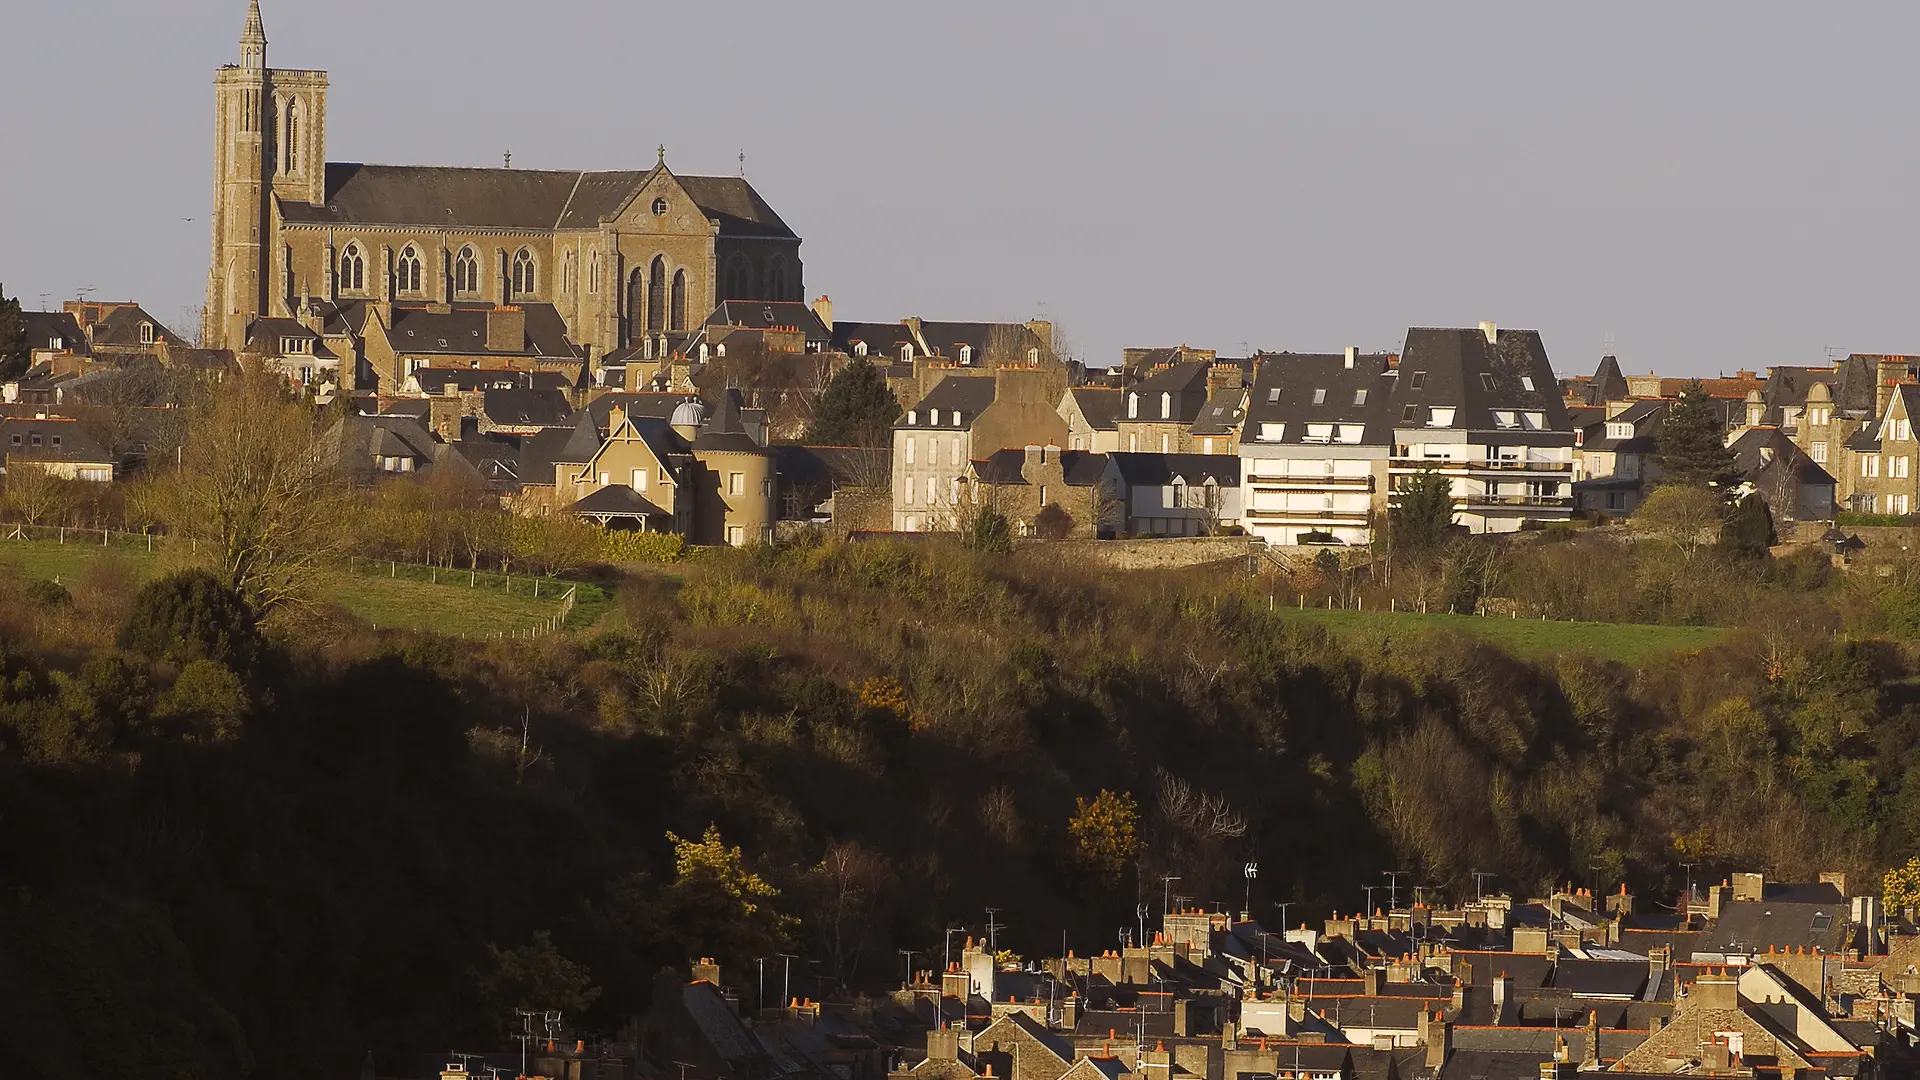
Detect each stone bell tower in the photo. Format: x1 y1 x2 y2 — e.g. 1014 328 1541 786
205 0 328 348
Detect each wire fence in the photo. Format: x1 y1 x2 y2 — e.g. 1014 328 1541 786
0 521 596 638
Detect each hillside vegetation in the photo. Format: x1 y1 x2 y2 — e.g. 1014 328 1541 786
0 530 1914 1077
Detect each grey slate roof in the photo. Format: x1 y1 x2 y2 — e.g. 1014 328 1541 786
1124 361 1212 424
1728 427 1836 490
706 300 830 340
481 388 574 428
1701 898 1848 954
1550 960 1648 999
383 303 581 359
898 376 998 430
1107 451 1239 486
570 483 671 519
1243 352 1398 445
1191 388 1248 435
21 311 88 356
279 164 798 238
88 304 183 348
971 448 1108 486
1067 387 1123 431
1394 328 1572 437
409 367 572 394
0 416 114 464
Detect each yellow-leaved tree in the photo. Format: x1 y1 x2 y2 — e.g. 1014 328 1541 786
658 826 797 976
1069 789 1142 884
1885 856 1920 913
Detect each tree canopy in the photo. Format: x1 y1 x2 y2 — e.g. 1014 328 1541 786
0 282 26 382
1387 467 1456 557
804 358 900 447
1654 381 1737 488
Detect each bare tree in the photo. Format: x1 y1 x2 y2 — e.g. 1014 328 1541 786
1157 772 1248 839
147 360 348 610
2 466 81 525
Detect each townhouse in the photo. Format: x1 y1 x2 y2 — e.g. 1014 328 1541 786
1237 349 1396 547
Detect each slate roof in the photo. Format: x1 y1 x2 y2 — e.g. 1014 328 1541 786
1584 355 1628 405
86 304 183 349
1122 362 1212 424
1845 384 1920 452
245 317 338 358
1191 388 1248 435
1550 960 1649 1001
279 164 797 238
0 416 114 464
1067 387 1123 431
833 321 919 357
1453 952 1554 990
408 367 572 394
899 376 998 430
1728 427 1836 491
481 388 574 428
1243 352 1398 446
1701 899 1848 954
971 448 1108 487
1394 328 1572 437
706 300 830 340
692 387 767 454
515 426 577 485
570 483 672 519
381 303 581 359
21 311 88 356
452 436 524 489
1106 452 1239 486
1436 1048 1556 1080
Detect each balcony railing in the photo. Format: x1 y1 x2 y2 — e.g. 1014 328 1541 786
1391 457 1573 472
1463 494 1574 508
1246 474 1375 489
1245 507 1372 520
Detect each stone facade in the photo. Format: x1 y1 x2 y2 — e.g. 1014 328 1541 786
205 1 801 374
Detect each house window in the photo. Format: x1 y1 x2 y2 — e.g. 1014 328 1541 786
1203 437 1215 454
1493 410 1517 428
1403 405 1420 423
728 472 745 496
854 341 868 358
1409 371 1426 389
1521 376 1535 392
339 245 365 292
905 438 915 465
1161 434 1171 452
950 438 961 466
1267 387 1281 403
397 245 423 293
1480 373 1496 391
1865 455 1880 478
1312 388 1326 405
1899 419 1913 442
1353 389 1367 406
1428 407 1455 427
1259 422 1284 441
454 247 479 294
139 321 156 345
926 477 937 503
900 344 913 362
1127 433 1138 452
727 525 745 546
959 345 973 364
282 337 311 354
1038 484 1048 505
632 468 647 491
903 481 914 505
1161 392 1172 419
653 197 670 216
1338 425 1364 443
1129 394 1140 418
1811 441 1827 463
1895 495 1912 515
1521 412 1545 430
510 249 536 298
1305 424 1333 443
1896 456 1911 479
761 478 772 498
1171 479 1186 508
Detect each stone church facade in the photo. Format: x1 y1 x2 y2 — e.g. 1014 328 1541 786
205 1 803 383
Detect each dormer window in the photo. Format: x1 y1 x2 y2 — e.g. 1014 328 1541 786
854 341 867 358
1520 411 1545 430
930 409 941 426
1492 410 1517 428
139 321 155 345
1520 376 1536 392
1608 422 1632 439
1128 393 1139 419
282 337 311 355
652 197 669 216
1352 389 1367 406
1480 373 1496 392
900 344 913 362
959 345 973 365
1161 391 1171 418
1312 388 1326 405
907 410 917 425
49 336 62 350
952 413 962 427
1428 407 1455 427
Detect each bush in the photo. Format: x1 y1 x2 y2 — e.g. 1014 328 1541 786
119 570 263 671
1033 503 1074 540
599 530 685 563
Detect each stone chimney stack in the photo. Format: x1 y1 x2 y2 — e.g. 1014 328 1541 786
1344 346 1357 370
487 305 526 354
1480 321 1499 346
1419 1010 1450 1069
811 295 833 333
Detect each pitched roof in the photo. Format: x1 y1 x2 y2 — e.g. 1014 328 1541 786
1702 899 1848 954
706 300 830 339
899 376 999 430
408 367 572 394
278 163 798 238
1191 388 1247 435
970 448 1108 487
86 304 183 349
1106 451 1239 486
570 483 672 519
0 416 114 464
21 311 88 356
1123 361 1212 424
481 387 574 428
1728 427 1836 490
1067 387 1123 431
380 303 581 359
1395 328 1572 436
1243 352 1398 446
1551 959 1649 999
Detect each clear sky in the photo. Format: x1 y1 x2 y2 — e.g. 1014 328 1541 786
4 1 1917 376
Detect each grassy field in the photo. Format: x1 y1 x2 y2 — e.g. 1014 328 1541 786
0 538 597 638
1273 603 1725 664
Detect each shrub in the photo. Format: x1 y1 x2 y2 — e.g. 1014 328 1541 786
599 529 685 563
1033 503 1074 540
119 570 263 671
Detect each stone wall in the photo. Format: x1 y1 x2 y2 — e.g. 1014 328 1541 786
1027 535 1253 570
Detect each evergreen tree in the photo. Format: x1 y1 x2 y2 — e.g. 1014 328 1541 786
1387 467 1456 557
1718 492 1776 559
805 357 900 447
1653 380 1737 488
0 282 27 381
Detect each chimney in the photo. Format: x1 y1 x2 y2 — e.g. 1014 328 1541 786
1820 871 1849 897
1606 883 1635 917
691 957 721 985
1480 321 1498 346
811 295 833 333
1174 998 1192 1037
1024 443 1044 471
926 1028 961 1061
1062 993 1079 1030
1420 1010 1450 1069
487 305 526 353
1344 346 1357 370
1731 872 1765 903
1689 971 1739 1012
1492 972 1511 1022
1363 967 1385 996
1581 1008 1600 1070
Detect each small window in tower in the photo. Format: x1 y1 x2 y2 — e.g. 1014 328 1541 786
652 198 669 216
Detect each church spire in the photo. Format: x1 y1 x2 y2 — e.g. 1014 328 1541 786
240 0 267 70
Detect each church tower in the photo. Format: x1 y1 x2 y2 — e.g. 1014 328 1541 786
205 0 327 349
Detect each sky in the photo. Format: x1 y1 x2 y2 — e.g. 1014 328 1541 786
4 1 1919 376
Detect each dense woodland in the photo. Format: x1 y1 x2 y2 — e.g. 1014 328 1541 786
1 520 1919 1077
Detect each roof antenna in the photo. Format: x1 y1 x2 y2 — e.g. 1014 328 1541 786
739 149 746 178
503 150 512 169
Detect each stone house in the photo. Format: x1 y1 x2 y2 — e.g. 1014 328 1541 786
1842 383 1920 515
1115 361 1212 454
1571 398 1664 516
1058 387 1122 452
556 394 777 545
1728 427 1835 524
966 445 1112 538
891 369 1068 532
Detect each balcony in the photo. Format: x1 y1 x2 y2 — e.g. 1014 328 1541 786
1463 494 1574 508
1245 506 1373 521
1246 474 1375 490
1391 457 1573 473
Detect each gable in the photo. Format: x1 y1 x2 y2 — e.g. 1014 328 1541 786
614 169 719 236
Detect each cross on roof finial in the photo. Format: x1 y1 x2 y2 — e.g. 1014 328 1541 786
657 144 667 166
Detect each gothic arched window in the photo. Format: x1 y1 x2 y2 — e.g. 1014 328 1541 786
283 97 301 174
722 254 751 301
510 249 536 298
453 246 479 294
763 255 786 301
627 268 646 343
562 250 577 295
670 269 687 332
397 245 423 294
647 256 667 333
340 243 365 292
587 249 601 295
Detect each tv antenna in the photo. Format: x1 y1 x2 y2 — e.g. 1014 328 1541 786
739 149 747 178
1384 870 1409 911
1160 874 1181 916
1471 870 1495 903
1137 903 1149 948
984 907 1005 953
1243 862 1259 918
899 948 920 987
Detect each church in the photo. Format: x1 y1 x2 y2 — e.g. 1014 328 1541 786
204 0 804 386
